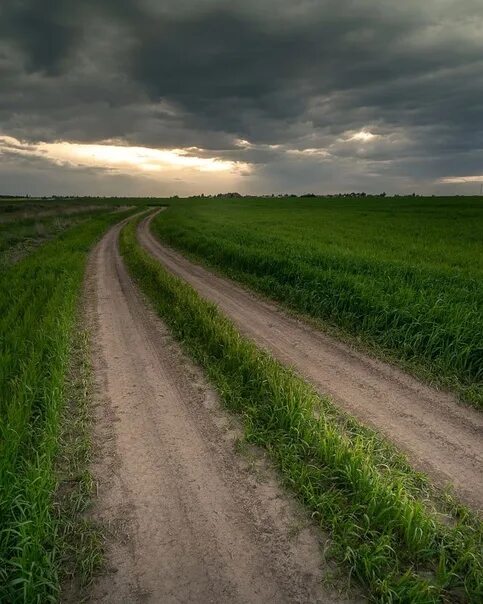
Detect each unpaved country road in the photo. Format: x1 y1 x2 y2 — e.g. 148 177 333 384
138 212 483 510
85 218 355 603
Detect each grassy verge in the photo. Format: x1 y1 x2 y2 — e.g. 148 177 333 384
0 204 118 267
0 209 134 603
55 322 102 599
121 217 482 603
0 215 88 267
151 197 482 407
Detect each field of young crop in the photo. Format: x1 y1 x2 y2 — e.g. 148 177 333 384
1 197 481 603
152 196 483 406
0 207 135 602
121 216 482 602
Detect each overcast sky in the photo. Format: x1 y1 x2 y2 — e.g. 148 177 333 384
1 0 482 196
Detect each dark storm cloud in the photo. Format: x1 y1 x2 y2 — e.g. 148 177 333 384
0 0 482 194
0 0 83 74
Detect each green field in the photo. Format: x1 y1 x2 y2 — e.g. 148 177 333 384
0 204 109 266
152 196 483 406
0 206 137 602
1 196 481 602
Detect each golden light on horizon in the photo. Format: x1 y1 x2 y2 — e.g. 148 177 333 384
439 175 483 183
0 135 251 176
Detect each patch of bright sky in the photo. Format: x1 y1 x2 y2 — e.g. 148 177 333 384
0 135 250 175
439 175 483 183
347 129 378 142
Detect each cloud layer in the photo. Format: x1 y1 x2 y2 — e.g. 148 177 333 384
1 0 482 195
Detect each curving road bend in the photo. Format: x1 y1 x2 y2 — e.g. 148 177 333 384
138 211 483 510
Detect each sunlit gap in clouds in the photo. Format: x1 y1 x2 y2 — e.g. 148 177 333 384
0 135 251 176
439 175 483 183
347 129 378 142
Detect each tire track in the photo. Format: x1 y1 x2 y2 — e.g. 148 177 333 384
85 218 352 603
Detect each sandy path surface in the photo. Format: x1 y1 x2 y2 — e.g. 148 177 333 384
85 219 355 603
138 212 483 510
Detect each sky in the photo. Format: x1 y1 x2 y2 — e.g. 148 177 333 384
1 0 482 197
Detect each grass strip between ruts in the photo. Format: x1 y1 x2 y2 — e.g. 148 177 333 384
121 216 482 603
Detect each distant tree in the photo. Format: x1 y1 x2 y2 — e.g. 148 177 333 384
215 192 242 198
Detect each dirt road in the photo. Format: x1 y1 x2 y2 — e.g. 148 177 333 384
86 219 354 603
138 212 483 510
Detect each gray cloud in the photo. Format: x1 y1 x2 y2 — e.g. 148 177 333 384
0 0 482 194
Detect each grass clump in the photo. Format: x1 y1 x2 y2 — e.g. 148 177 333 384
121 217 482 603
152 196 483 407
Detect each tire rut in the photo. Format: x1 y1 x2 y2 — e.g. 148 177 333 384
85 218 354 603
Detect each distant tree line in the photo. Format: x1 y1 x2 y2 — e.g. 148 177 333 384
3 191 465 201
193 191 426 199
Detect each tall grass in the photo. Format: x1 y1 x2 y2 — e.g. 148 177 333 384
121 218 482 603
152 197 483 406
0 215 88 266
0 209 133 602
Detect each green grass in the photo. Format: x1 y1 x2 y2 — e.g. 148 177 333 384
121 217 482 603
151 196 483 407
0 213 99 266
0 200 133 266
0 208 134 602
55 322 103 599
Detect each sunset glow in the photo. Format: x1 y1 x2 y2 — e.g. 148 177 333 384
440 175 483 184
0 136 250 176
